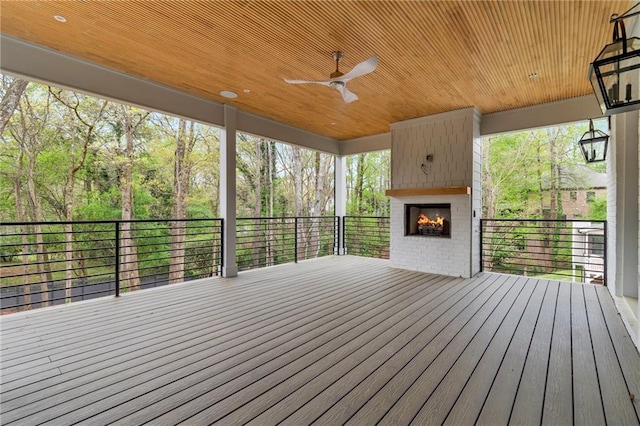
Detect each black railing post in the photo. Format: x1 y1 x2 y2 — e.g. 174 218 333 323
603 220 608 286
219 218 224 276
115 221 120 297
342 216 347 255
294 217 298 263
479 219 484 272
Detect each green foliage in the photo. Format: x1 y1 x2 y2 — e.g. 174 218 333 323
588 195 607 220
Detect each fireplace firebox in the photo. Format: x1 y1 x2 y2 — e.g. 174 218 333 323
405 203 451 237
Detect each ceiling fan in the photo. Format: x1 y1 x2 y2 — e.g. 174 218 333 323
284 51 378 103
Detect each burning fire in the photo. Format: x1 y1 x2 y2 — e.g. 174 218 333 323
417 213 444 227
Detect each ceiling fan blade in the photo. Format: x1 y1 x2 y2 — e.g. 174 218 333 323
283 78 331 86
337 84 359 103
338 55 378 82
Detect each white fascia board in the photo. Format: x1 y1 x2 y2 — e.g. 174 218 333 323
0 35 339 154
236 110 340 155
339 132 391 156
480 95 603 136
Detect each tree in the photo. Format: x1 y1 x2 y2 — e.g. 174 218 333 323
50 88 109 300
111 105 150 292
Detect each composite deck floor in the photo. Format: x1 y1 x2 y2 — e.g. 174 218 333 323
1 256 639 426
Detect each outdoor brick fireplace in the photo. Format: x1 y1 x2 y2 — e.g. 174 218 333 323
386 108 482 278
405 203 451 237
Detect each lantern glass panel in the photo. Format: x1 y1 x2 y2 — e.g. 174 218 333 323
589 37 640 115
579 136 608 163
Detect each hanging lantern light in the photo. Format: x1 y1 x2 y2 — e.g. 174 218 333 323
578 119 609 163
589 7 640 116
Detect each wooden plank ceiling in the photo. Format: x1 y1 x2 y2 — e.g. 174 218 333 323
0 1 630 140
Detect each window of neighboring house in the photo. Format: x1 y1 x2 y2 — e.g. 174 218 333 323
570 191 577 201
586 191 596 203
588 234 605 257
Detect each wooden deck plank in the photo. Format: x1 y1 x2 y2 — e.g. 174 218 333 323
103 276 455 426
263 274 496 426
595 285 640 421
410 276 537 425
1 260 387 390
344 274 522 425
442 277 547 425
298 273 499 426
0 257 637 426
474 279 550 426
571 284 606 425
202 276 468 426
0 258 367 349
508 280 559 425
3 264 421 422
2 263 378 370
584 285 640 425
9 268 437 424
222 276 482 426
0 257 360 349
541 281 573 425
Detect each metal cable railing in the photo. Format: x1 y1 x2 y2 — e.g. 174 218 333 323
343 216 390 259
0 219 223 314
236 216 338 271
481 219 607 285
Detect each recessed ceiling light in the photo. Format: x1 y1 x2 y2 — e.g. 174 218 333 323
331 122 336 125
54 15 67 23
219 90 238 99
529 73 539 79
243 89 251 93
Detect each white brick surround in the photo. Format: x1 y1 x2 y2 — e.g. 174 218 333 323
389 108 482 277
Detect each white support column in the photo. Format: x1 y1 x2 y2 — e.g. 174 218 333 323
611 111 639 299
220 105 238 277
335 156 347 255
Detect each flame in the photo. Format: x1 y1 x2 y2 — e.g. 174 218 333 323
417 213 444 227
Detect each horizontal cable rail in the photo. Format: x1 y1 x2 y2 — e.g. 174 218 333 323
236 216 338 271
343 216 390 259
0 219 223 314
481 219 607 285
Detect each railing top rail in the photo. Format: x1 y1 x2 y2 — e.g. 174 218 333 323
237 216 337 221
481 218 607 224
1 218 224 226
333 215 388 220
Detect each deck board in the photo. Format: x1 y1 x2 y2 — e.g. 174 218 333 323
1 256 638 426
542 281 573 425
571 284 606 425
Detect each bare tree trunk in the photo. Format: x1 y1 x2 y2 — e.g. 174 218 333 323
169 119 191 284
119 109 143 292
355 154 365 214
292 147 304 260
0 78 28 134
13 151 31 310
252 139 262 267
310 152 326 257
26 152 51 307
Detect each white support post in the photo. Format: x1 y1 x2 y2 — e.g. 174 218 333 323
335 156 347 255
611 111 639 300
220 105 238 277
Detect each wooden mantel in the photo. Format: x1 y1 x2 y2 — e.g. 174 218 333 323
385 186 471 197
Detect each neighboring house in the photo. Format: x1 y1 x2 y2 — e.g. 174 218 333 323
572 222 605 285
549 165 607 219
